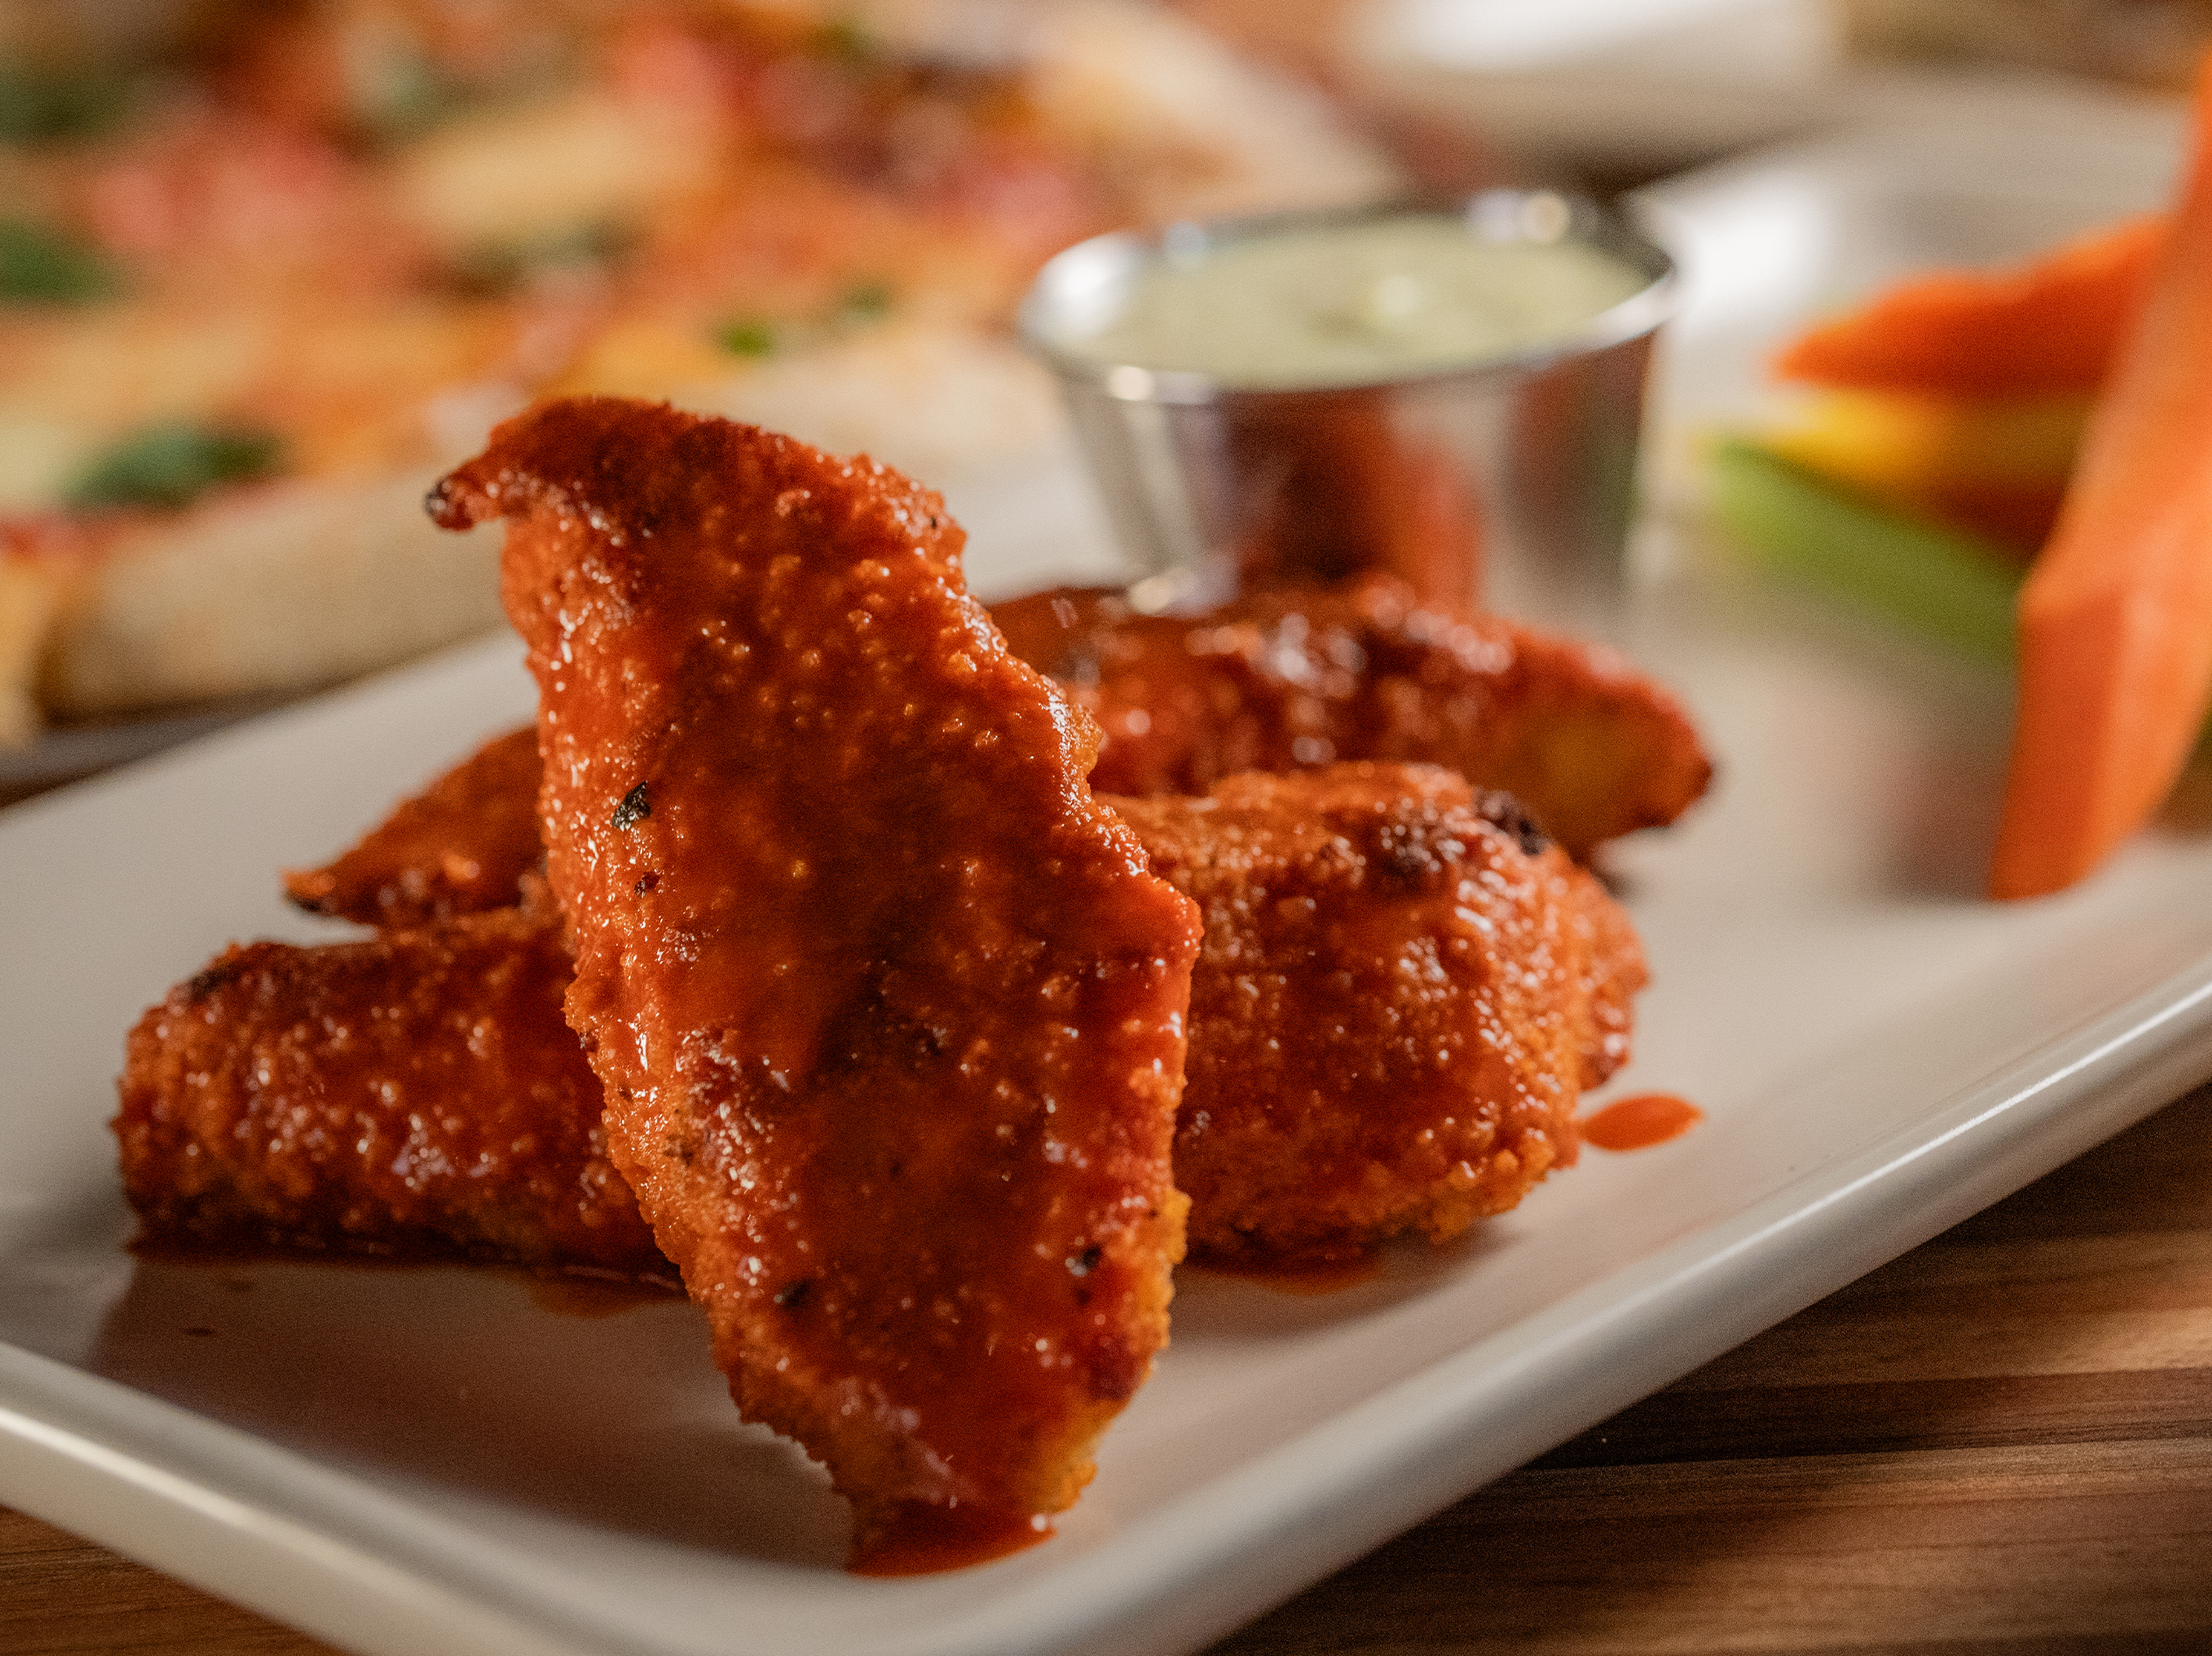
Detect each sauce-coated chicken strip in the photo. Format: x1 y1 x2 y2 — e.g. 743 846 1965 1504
992 579 1711 860
259 754 1642 1273
430 397 1201 1572
1107 764 1644 1266
115 902 660 1273
283 725 544 928
292 572 1709 924
285 576 1704 931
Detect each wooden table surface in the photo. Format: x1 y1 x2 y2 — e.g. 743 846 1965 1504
8 1083 2212 1656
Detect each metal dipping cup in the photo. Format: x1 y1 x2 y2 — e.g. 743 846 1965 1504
1019 192 1676 615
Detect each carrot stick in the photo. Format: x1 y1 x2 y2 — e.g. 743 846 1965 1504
1773 212 2167 397
1988 66 2212 899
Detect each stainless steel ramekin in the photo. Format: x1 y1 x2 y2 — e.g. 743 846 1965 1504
1019 191 1676 613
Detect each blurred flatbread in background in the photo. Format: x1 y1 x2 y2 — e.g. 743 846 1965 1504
0 0 1401 767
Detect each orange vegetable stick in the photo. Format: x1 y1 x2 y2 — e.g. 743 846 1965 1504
1774 212 2168 397
1989 69 2212 900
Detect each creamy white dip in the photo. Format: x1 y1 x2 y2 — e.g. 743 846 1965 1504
1063 215 1651 389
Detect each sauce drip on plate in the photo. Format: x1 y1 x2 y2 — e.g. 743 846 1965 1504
1580 1093 1703 1152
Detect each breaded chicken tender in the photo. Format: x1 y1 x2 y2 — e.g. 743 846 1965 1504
430 397 1201 1572
289 568 1709 928
266 740 1642 1273
115 900 660 1273
1108 763 1642 1266
284 725 544 928
992 578 1712 860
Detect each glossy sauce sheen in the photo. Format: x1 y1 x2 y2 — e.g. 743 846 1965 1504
321 572 1713 910
432 397 1202 1572
253 741 1642 1277
115 907 661 1271
991 580 1712 861
1580 1092 1704 1152
1110 765 1644 1266
283 725 544 928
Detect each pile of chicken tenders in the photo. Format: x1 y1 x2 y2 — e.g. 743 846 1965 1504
114 397 1709 1572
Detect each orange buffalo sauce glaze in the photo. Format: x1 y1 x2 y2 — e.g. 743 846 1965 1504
1578 1093 1702 1152
433 397 1199 1577
851 1509 1056 1577
114 912 667 1275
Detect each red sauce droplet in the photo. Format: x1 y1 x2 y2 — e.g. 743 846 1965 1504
849 1505 1054 1576
1580 1093 1703 1152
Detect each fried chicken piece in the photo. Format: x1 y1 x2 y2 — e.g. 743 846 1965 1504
284 725 544 928
115 900 661 1273
992 578 1712 859
202 756 1640 1279
430 397 1201 1572
264 617 1661 1271
1107 763 1643 1266
253 748 1642 1270
287 569 1709 920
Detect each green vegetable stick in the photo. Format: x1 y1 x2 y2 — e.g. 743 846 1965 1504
1708 438 2023 664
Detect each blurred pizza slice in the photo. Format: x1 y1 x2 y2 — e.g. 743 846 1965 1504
0 0 1399 747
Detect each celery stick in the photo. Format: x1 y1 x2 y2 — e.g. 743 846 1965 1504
1708 438 2022 664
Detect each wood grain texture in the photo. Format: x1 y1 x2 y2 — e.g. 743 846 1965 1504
8 1085 2212 1655
1214 1085 2212 1656
0 1506 338 1654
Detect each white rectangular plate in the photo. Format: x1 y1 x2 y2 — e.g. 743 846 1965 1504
6 93 2212 1656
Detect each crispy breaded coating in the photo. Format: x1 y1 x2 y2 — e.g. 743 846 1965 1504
1108 763 1644 1266
283 725 544 928
431 397 1201 1572
114 902 660 1273
189 758 1642 1279
307 566 1711 920
992 577 1712 860
259 746 1643 1276
261 732 1650 1274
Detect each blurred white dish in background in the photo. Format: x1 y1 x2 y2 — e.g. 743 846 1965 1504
1357 0 1842 175
1372 0 1826 73
1349 0 2186 189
